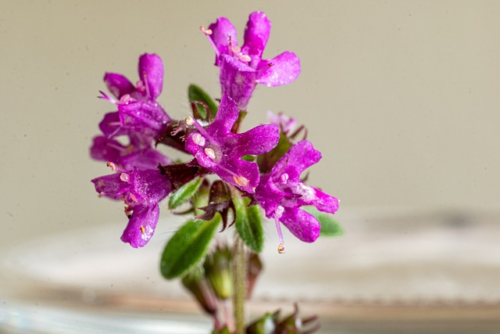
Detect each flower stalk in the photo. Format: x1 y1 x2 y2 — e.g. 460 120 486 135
233 237 247 334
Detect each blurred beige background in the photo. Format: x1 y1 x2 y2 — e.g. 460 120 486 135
1 0 500 247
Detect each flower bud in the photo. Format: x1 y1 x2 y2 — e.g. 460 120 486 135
204 246 233 299
245 313 276 334
181 266 218 316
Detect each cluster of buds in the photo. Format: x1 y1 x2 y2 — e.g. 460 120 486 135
182 245 264 331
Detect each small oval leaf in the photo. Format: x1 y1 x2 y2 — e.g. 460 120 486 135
302 206 343 237
188 84 218 119
231 187 264 253
168 177 203 210
160 215 221 279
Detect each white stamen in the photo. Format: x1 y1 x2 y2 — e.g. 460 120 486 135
204 147 216 160
120 173 130 182
107 162 118 171
233 175 249 187
274 207 286 254
185 116 195 126
279 173 289 184
200 25 212 35
231 46 241 53
192 133 206 146
239 54 251 62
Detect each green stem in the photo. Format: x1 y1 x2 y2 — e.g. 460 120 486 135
233 237 247 334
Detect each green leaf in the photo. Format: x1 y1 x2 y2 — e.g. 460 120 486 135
188 84 218 119
160 215 221 279
168 177 203 210
302 206 344 237
241 155 255 162
231 187 264 253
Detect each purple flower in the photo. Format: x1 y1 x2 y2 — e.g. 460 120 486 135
202 12 301 110
267 111 297 134
92 168 172 248
185 94 279 193
255 140 339 249
100 53 171 141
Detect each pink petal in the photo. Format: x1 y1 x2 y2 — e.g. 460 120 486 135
242 11 271 65
121 204 159 248
280 207 321 243
138 53 164 100
208 17 239 55
256 51 301 87
103 73 136 99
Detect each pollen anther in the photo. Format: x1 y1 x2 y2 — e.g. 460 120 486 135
233 175 249 187
140 226 146 234
192 133 206 146
278 243 285 254
185 116 195 126
204 147 216 160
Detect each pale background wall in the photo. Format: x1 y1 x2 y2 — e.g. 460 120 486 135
1 0 500 247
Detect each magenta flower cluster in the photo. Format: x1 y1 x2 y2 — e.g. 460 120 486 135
90 12 338 250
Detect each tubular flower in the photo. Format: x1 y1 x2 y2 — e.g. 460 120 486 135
100 53 171 141
202 11 301 110
185 94 279 193
91 168 172 248
255 140 339 250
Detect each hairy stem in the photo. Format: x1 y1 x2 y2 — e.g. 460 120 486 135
233 237 247 334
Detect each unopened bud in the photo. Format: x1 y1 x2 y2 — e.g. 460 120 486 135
204 246 233 299
181 266 218 316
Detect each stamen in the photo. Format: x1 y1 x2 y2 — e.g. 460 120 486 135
239 54 251 62
274 207 285 254
185 116 195 126
233 175 249 187
140 226 146 234
200 25 219 56
231 45 241 53
186 116 218 144
279 173 289 184
141 72 152 98
119 94 132 105
200 25 212 35
192 133 206 146
107 162 118 171
128 192 138 203
119 173 130 182
204 147 216 160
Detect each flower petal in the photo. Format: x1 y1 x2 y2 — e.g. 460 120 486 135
255 174 284 218
256 51 301 87
272 140 321 181
208 17 239 55
99 112 126 138
119 100 170 138
103 73 136 99
208 93 240 137
120 148 171 171
91 173 128 200
90 136 124 164
121 204 159 248
138 53 164 100
228 124 279 156
129 169 172 205
242 11 271 65
297 187 339 214
215 158 260 194
219 55 257 110
280 207 321 243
